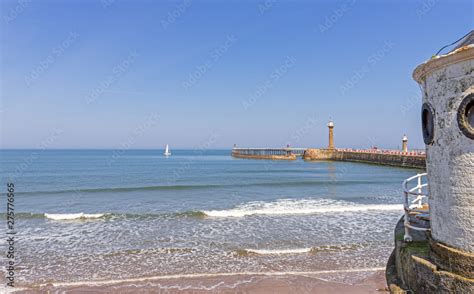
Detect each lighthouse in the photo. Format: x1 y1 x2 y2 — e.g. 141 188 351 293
387 32 474 293
327 120 334 149
413 35 474 256
402 135 408 153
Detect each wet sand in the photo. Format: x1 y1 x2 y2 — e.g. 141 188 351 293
18 270 388 293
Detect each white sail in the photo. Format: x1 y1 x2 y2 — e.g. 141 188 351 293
164 144 171 156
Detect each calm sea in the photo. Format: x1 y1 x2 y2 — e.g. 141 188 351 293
0 149 420 288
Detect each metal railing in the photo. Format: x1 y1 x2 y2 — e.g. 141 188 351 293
232 147 307 156
337 148 426 156
402 173 429 242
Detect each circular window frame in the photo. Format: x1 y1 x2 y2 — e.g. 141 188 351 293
421 102 435 145
457 93 474 140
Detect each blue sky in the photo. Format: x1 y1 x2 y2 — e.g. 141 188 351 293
1 0 472 149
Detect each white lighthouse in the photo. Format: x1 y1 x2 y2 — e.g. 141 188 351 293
402 135 408 153
413 36 474 254
387 31 474 294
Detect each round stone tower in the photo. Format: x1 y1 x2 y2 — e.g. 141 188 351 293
327 120 334 149
386 32 473 294
413 37 474 254
402 135 408 153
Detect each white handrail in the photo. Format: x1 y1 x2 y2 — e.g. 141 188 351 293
402 173 429 242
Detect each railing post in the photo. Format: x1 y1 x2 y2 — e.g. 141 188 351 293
404 190 413 242
417 174 422 206
403 173 429 242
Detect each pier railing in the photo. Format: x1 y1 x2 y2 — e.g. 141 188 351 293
402 173 429 242
337 148 426 157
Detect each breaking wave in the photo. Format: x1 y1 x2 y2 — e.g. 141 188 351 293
4 211 203 220
7 199 402 221
44 213 107 220
233 243 363 256
201 198 402 218
237 248 313 255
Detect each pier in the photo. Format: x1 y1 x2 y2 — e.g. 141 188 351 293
231 121 426 169
231 147 426 168
304 148 426 169
231 148 306 160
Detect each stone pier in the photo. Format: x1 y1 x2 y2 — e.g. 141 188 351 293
303 148 426 169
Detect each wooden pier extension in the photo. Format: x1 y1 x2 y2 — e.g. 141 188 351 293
231 148 305 160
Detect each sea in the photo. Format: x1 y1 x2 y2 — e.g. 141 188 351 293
0 149 422 290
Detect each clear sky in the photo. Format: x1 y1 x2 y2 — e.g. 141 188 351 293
1 0 472 149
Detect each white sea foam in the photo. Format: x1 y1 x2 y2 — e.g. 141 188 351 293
241 243 362 255
44 213 106 220
245 248 312 255
39 267 385 288
202 198 402 217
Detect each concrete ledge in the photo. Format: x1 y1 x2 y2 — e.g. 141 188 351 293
429 239 474 279
411 254 474 293
413 45 474 83
387 216 474 293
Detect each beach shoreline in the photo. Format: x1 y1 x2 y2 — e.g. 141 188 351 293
1 151 401 292
14 270 388 293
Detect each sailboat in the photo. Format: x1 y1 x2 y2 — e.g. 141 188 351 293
164 144 171 156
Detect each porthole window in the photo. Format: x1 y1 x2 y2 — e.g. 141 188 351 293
421 103 435 145
457 93 474 140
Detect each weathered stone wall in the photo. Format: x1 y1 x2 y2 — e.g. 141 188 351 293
386 217 474 293
303 148 426 169
302 148 336 160
414 46 474 253
339 151 425 169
